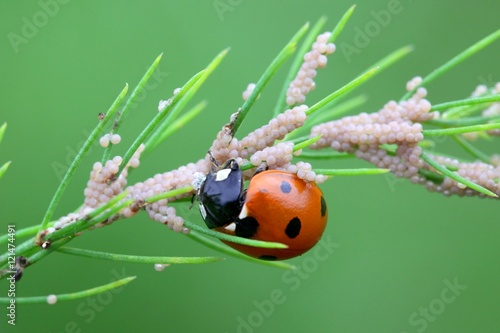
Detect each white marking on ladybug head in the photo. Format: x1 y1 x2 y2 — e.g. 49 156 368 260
224 223 236 232
216 168 232 181
238 204 248 220
199 203 207 219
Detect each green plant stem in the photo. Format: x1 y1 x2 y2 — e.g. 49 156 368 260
306 67 379 116
182 220 288 249
300 150 352 159
39 192 129 245
421 151 497 197
186 231 296 270
144 49 229 155
144 186 194 203
116 70 205 178
26 237 73 266
402 29 500 100
0 276 136 304
329 5 356 43
314 168 389 176
432 94 500 112
0 122 6 144
232 23 307 136
423 123 500 136
0 222 55 246
452 135 491 163
57 247 223 264
0 161 10 179
39 84 129 231
425 115 500 127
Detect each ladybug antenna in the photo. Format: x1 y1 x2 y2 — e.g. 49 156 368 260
207 150 220 167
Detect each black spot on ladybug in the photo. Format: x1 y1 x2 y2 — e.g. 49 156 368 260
285 217 301 239
259 255 278 261
235 216 259 238
320 196 327 217
280 180 292 194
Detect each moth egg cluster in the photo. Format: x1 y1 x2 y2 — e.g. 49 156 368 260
286 32 336 105
242 83 256 101
420 155 500 197
124 158 210 233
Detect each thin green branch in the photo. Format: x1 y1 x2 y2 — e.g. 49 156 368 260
0 122 6 144
421 151 497 197
102 54 164 163
182 220 288 249
293 135 322 152
423 123 500 136
116 70 206 178
314 168 389 176
402 29 500 100
144 49 229 155
432 94 500 112
43 192 131 244
425 115 500 127
307 67 379 116
186 231 295 270
39 84 129 231
232 23 307 136
0 222 55 246
149 100 207 148
144 186 194 204
452 135 491 163
300 150 352 159
57 247 223 264
0 161 10 180
0 276 136 304
330 5 356 43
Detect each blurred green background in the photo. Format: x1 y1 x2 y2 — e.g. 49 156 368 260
1 0 499 332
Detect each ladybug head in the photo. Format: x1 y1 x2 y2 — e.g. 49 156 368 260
198 158 245 229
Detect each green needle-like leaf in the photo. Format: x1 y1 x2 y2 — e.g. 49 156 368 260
145 49 229 155
421 151 497 197
432 94 500 112
39 84 129 231
232 23 307 136
0 122 6 145
0 161 11 180
307 67 379 116
182 220 288 249
144 186 194 203
314 168 389 176
423 123 500 136
402 29 500 100
0 276 136 304
452 135 491 163
57 247 223 264
330 5 356 43
116 69 206 178
187 231 296 270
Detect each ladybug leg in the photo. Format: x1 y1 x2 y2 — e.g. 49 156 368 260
253 163 269 176
207 150 220 168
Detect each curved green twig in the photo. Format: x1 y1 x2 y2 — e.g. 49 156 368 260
0 276 136 304
57 247 223 264
39 84 129 231
421 151 497 197
186 231 295 270
182 220 288 249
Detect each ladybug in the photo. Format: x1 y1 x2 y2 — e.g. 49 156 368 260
198 158 328 260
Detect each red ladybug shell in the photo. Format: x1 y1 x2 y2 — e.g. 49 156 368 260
215 170 328 260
